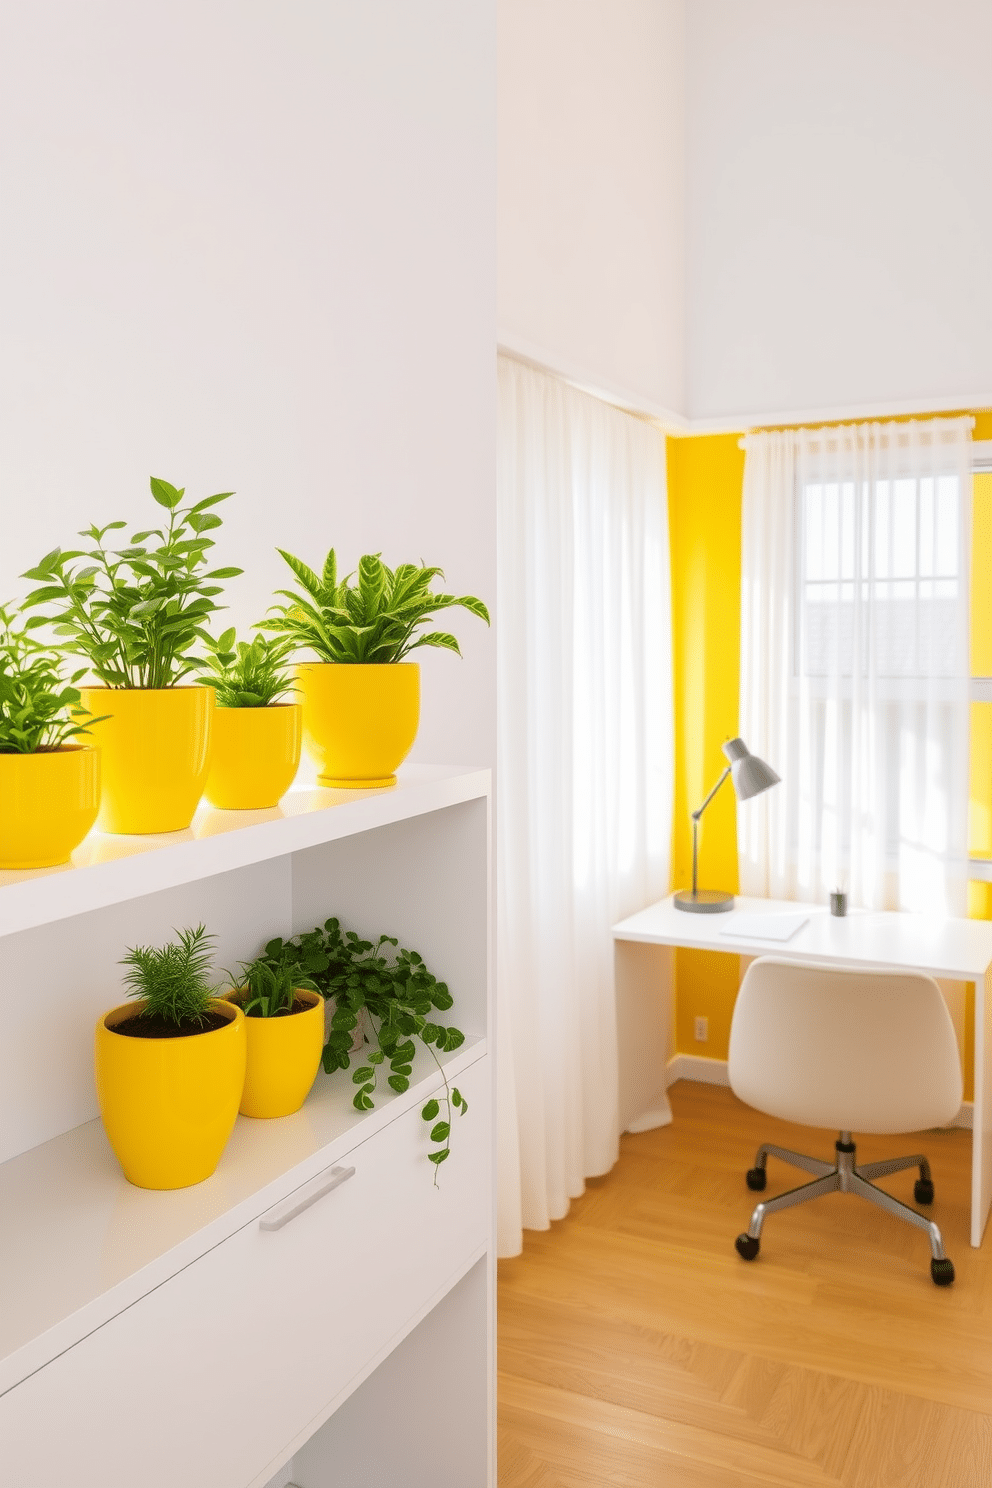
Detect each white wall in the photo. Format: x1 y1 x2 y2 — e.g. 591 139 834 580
0 0 495 769
497 0 685 421
685 0 992 425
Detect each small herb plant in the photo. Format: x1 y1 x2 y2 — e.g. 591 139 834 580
262 548 490 664
199 629 297 708
21 478 243 688
0 604 105 753
256 917 468 1173
121 924 217 1031
230 957 316 1018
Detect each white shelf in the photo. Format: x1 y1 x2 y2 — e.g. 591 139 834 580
0 1036 486 1399
0 759 494 1486
0 762 490 936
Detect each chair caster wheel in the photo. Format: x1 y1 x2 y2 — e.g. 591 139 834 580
914 1178 935 1205
930 1257 954 1287
746 1167 767 1191
735 1233 760 1261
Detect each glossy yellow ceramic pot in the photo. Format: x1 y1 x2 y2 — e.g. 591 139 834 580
94 997 246 1189
297 662 419 788
79 686 213 833
230 988 325 1118
0 745 101 868
203 703 302 809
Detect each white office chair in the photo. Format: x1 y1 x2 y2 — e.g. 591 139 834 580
728 956 963 1286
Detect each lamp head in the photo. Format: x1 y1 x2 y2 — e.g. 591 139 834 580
721 737 780 801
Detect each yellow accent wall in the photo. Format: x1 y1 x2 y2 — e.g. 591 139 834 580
970 462 992 927
667 434 746 1059
668 411 992 1098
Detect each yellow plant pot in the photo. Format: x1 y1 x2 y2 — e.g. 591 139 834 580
0 746 101 868
297 662 419 788
231 989 325 1118
94 998 246 1189
79 686 213 834
203 703 302 809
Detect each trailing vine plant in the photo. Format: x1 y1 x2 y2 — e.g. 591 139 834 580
255 917 468 1175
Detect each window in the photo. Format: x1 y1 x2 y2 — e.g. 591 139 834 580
739 419 972 914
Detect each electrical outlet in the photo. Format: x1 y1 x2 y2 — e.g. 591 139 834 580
694 1015 708 1043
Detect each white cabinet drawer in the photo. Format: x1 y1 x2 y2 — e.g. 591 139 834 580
0 1055 490 1488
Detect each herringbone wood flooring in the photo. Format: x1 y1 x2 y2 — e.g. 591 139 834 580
498 1081 992 1487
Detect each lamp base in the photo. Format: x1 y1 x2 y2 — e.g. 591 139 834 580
673 889 735 914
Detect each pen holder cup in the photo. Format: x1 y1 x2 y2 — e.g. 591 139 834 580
830 891 847 917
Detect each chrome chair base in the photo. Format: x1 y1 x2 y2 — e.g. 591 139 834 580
735 1132 955 1285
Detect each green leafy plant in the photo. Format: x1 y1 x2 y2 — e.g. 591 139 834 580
257 917 468 1173
20 478 243 688
198 629 297 708
0 604 106 753
229 956 317 1018
262 548 490 664
121 924 217 1030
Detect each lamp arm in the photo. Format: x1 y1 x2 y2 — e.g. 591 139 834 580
690 765 732 898
691 765 732 823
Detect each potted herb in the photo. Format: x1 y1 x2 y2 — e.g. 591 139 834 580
199 630 302 810
224 958 324 1117
256 916 468 1174
261 549 489 787
94 925 246 1189
0 604 104 868
21 477 242 834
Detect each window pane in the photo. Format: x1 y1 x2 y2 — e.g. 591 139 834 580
800 471 961 680
920 477 934 577
936 476 959 576
891 479 917 579
875 479 890 579
805 483 823 579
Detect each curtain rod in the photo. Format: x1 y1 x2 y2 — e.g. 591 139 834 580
738 415 977 451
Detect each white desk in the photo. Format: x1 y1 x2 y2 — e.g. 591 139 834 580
612 894 992 1248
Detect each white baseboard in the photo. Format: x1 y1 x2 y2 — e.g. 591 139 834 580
666 1053 730 1087
665 1054 974 1130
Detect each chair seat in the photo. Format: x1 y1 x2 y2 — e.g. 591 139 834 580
728 956 962 1133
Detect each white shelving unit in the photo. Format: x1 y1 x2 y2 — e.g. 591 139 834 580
0 764 494 1488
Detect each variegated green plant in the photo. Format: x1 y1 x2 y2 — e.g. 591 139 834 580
261 548 489 664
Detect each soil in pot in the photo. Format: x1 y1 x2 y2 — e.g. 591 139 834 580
113 1010 232 1038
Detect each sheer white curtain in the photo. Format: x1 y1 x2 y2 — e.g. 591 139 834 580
739 418 972 915
496 355 673 1257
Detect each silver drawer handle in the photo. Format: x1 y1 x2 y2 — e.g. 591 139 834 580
259 1164 356 1232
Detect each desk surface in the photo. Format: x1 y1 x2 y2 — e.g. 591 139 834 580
613 894 992 981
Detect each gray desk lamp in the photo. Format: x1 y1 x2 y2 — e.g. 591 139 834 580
674 736 780 913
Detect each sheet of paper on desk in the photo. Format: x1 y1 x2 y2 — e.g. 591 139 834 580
718 911 810 942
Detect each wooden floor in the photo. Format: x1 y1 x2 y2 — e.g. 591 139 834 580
497 1081 992 1487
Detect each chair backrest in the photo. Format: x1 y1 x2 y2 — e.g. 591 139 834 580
728 957 963 1135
